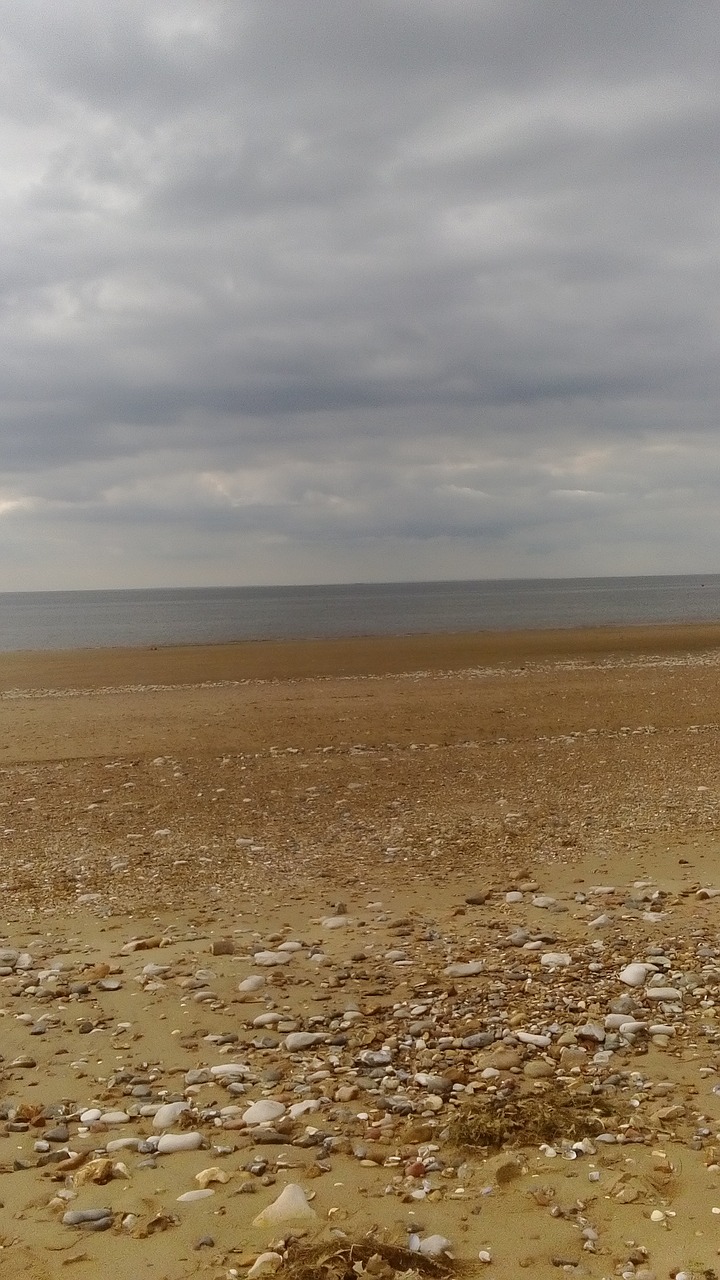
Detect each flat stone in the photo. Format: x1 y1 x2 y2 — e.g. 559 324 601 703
242 1099 286 1125
523 1059 556 1078
444 960 483 977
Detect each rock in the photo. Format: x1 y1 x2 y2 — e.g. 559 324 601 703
252 1182 318 1227
195 1167 231 1187
80 1108 103 1124
248 1254 284 1278
63 1208 113 1228
153 1101 190 1130
157 1132 203 1154
242 1100 286 1125
488 1048 521 1069
444 960 483 977
238 975 266 992
619 963 651 986
461 1032 494 1049
416 1234 453 1256
211 938 235 955
285 1032 326 1051
540 952 571 967
177 1189 215 1202
73 1158 114 1186
523 1060 555 1078
254 951 291 966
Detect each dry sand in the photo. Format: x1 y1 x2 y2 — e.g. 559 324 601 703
3 627 720 1279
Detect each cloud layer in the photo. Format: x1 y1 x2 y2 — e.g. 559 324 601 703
1 0 719 587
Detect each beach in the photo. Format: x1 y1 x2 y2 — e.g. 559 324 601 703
3 627 720 1279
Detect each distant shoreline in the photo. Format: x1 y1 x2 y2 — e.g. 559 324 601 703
2 622 720 690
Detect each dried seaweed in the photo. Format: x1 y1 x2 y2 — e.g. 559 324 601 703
449 1084 625 1151
282 1233 464 1280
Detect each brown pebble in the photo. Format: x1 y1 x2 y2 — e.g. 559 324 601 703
210 938 235 956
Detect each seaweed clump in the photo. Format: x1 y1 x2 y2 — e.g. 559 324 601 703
449 1084 624 1151
282 1233 464 1280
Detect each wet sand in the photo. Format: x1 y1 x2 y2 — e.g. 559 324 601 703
2 627 720 1278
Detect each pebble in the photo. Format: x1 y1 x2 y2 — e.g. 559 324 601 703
238 975 266 992
619 962 651 986
63 1209 113 1230
4 862 720 1273
253 951 291 966
252 1183 317 1226
153 1101 190 1130
157 1132 203 1154
247 1253 284 1278
285 1031 326 1051
242 1100 286 1125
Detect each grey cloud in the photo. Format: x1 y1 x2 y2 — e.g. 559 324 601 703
0 1 720 586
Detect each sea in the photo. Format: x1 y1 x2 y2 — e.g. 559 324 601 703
0 574 720 652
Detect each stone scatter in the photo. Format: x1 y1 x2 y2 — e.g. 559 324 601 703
2 867 720 1277
3 639 720 1276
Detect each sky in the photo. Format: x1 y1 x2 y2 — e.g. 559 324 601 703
1 0 720 590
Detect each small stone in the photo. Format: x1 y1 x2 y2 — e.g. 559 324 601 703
157 1132 203 1154
211 938 235 956
153 1101 190 1131
242 1100 286 1125
252 1183 317 1226
523 1060 555 1078
247 1253 284 1278
417 1235 453 1257
285 1032 326 1051
63 1209 113 1229
195 1167 230 1188
444 961 483 977
238 975 266 992
619 963 650 987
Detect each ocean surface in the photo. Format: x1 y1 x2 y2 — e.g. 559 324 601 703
1 575 720 651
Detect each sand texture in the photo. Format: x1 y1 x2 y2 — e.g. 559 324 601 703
2 628 720 1278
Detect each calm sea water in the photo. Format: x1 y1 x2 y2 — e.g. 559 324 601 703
0 575 719 651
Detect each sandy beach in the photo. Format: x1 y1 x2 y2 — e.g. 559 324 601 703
3 627 720 1279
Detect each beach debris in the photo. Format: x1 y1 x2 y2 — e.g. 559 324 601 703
450 1087 623 1150
281 1234 462 1279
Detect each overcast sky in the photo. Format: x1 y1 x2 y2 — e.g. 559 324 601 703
1 0 720 589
